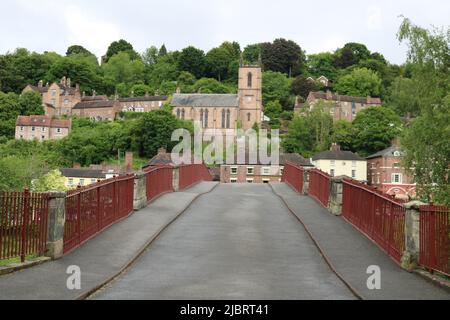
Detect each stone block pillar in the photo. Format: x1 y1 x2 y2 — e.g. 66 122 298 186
172 166 180 192
328 176 344 216
46 192 66 260
133 172 147 210
302 167 312 195
401 201 425 271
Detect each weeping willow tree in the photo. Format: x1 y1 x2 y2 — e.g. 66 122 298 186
397 17 450 205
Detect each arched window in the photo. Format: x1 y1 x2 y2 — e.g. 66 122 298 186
177 109 181 119
200 109 204 127
226 110 231 129
204 109 209 128
247 113 251 122
181 109 185 120
247 72 253 88
221 110 226 128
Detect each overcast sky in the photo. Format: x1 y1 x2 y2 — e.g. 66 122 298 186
1 0 449 64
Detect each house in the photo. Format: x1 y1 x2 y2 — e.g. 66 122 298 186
171 59 263 137
311 144 367 181
366 144 416 197
306 76 331 87
60 168 107 189
118 95 168 113
220 153 313 184
15 115 71 141
23 77 82 117
72 100 120 121
299 90 382 122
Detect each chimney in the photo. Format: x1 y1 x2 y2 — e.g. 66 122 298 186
145 91 149 97
61 76 66 86
158 147 167 154
38 80 43 88
73 163 81 169
330 143 341 152
391 137 401 146
75 83 80 92
45 82 49 87
124 152 133 173
67 78 71 88
131 91 134 98
326 90 332 100
82 91 86 98
92 90 96 98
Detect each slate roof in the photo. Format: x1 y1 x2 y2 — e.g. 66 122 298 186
281 153 313 167
16 115 71 128
81 95 108 102
309 91 382 105
366 145 404 159
60 168 106 179
119 96 168 103
28 85 49 93
73 100 117 109
312 150 365 161
172 94 239 108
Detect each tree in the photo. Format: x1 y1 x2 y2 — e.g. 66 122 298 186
283 114 315 157
177 46 206 79
264 100 283 120
19 91 44 115
386 77 420 117
130 84 154 97
205 47 233 81
32 170 68 192
351 107 401 157
261 39 306 76
66 45 93 56
333 42 371 68
291 76 319 99
332 120 354 151
397 17 450 205
105 39 139 62
262 71 293 109
0 92 21 139
102 52 145 86
243 44 261 64
147 56 179 88
191 78 234 94
307 52 338 81
141 46 159 66
158 44 168 57
335 67 382 97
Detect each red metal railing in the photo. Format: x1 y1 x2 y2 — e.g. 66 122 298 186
419 205 450 276
342 178 406 263
281 161 304 193
145 166 174 203
63 174 134 254
309 169 331 207
179 163 213 191
0 190 49 262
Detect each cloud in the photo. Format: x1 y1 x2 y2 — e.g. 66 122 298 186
367 5 383 31
63 5 122 57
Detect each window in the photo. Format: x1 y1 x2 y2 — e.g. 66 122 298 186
247 167 254 175
51 99 56 106
221 109 226 128
247 113 251 122
32 126 35 132
330 169 335 177
42 127 46 132
230 167 238 175
246 178 254 183
230 178 237 183
68 178 74 186
280 168 284 176
393 162 401 168
352 161 357 168
79 179 85 186
64 99 69 105
51 90 56 97
352 170 356 179
392 173 403 184
394 151 401 157
226 110 231 129
41 135 45 140
56 128 62 134
177 109 181 119
19 135 23 139
352 102 356 116
262 167 270 176
20 126 24 131
91 179 97 184
181 109 185 120
247 72 253 88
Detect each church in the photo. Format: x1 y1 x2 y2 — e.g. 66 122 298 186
171 60 264 137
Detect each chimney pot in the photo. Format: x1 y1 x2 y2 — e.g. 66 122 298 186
73 163 81 169
331 143 341 152
67 78 71 88
38 80 43 88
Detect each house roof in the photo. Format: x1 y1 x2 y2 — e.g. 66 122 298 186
172 94 239 108
119 96 168 103
81 95 108 102
73 100 117 109
28 85 49 93
281 153 313 167
312 149 365 161
309 91 382 105
60 168 106 179
16 115 71 128
366 145 404 159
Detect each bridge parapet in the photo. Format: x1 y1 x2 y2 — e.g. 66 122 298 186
401 201 425 271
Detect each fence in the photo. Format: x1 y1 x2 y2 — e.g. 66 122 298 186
281 162 304 193
309 169 331 207
145 166 174 203
419 205 450 276
342 178 406 263
0 190 49 262
179 164 213 190
63 174 134 254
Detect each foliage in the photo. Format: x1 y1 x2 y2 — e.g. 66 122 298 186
291 76 319 99
177 46 206 79
103 52 145 89
0 92 21 138
331 120 354 151
307 52 338 81
261 38 306 76
32 170 68 192
243 44 261 64
105 39 139 62
262 71 293 109
191 78 235 94
335 67 382 97
66 45 93 56
19 91 44 115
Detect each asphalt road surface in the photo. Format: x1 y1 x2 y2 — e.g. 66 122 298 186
94 184 356 300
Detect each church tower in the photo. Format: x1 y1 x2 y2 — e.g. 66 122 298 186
238 55 263 130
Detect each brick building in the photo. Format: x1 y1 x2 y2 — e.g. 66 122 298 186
15 115 71 141
72 100 120 121
366 144 416 197
172 61 263 136
295 90 382 122
119 95 168 113
221 153 313 184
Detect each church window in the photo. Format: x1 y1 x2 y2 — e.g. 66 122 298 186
181 109 185 120
247 72 253 88
247 113 251 122
221 110 226 128
177 109 181 119
226 110 231 129
204 109 209 128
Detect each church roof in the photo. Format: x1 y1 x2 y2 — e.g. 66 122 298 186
172 94 239 108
